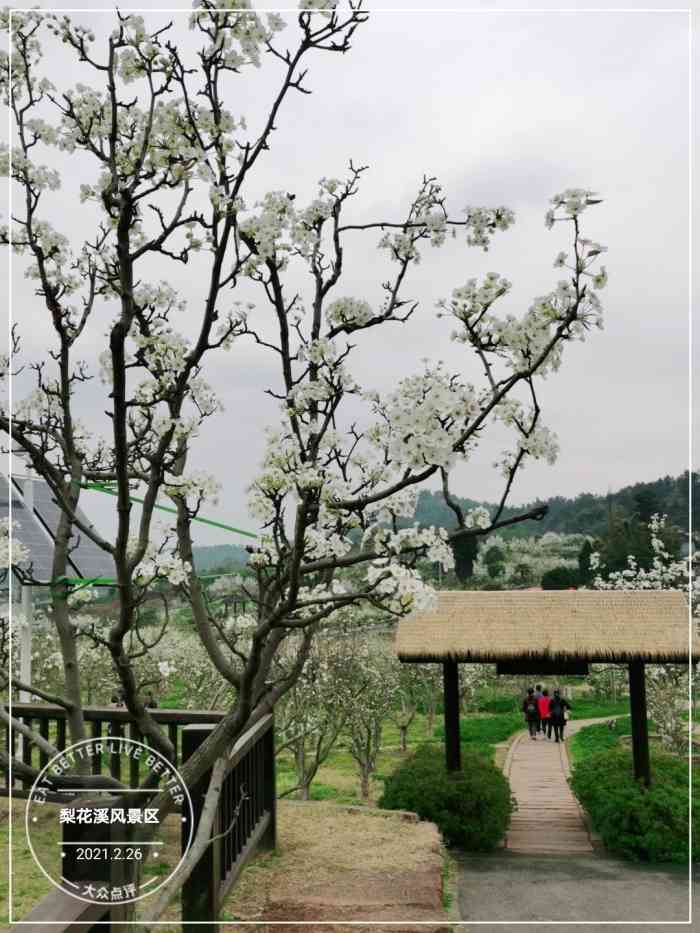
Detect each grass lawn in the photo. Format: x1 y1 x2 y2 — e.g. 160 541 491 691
568 717 633 765
0 798 58 925
1 797 185 926
277 710 525 805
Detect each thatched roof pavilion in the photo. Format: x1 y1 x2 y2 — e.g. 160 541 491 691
395 590 697 784
396 590 698 664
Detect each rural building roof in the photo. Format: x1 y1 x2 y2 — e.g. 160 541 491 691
1 474 114 584
395 590 698 663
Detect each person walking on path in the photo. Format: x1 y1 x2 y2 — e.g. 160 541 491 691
549 689 572 743
534 683 544 733
537 688 552 739
523 687 540 740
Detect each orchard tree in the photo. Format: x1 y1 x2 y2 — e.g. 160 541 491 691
1 2 609 918
274 632 365 799
343 639 395 800
590 514 697 755
387 660 423 752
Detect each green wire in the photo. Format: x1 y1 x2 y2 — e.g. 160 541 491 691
53 571 247 588
83 481 257 539
43 482 257 589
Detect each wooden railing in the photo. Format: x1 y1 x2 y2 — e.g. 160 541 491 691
3 703 226 796
181 715 276 932
6 706 275 932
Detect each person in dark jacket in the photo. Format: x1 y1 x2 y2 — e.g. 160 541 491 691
522 688 539 739
548 689 571 742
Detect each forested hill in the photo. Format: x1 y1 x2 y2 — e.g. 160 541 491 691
193 473 694 569
412 472 696 539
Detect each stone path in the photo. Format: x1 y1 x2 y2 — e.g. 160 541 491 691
502 718 611 855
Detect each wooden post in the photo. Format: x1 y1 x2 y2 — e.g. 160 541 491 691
628 659 651 787
443 660 461 772
181 724 221 933
62 802 138 930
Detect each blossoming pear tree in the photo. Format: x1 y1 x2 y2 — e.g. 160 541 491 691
274 630 369 800
589 515 697 755
1 2 609 910
341 638 396 800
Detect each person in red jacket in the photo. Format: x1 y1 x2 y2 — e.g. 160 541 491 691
537 688 552 740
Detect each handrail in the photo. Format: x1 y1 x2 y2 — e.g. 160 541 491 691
7 703 227 724
9 884 110 931
181 713 273 772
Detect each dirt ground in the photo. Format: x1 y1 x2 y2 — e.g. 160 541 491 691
221 800 450 932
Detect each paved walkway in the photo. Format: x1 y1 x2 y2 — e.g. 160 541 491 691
503 718 611 855
455 851 694 929
455 717 695 927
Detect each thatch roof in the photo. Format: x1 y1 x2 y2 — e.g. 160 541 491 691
395 591 699 663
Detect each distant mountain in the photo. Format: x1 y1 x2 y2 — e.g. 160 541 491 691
192 543 249 572
191 473 694 567
411 471 696 539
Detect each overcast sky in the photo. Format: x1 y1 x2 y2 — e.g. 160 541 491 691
4 0 694 547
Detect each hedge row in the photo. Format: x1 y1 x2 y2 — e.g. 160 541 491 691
570 746 698 863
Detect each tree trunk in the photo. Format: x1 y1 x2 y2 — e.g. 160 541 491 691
399 725 407 753
451 534 478 583
295 742 306 793
300 783 311 801
360 768 371 800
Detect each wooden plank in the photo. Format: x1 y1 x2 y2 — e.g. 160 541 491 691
90 720 102 775
181 725 219 932
9 886 110 930
503 731 592 855
497 659 589 676
38 718 50 769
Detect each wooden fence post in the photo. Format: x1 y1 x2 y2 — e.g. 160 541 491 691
61 802 138 930
181 724 221 933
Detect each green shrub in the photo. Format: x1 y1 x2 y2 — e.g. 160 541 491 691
570 746 699 863
541 566 581 589
378 744 515 850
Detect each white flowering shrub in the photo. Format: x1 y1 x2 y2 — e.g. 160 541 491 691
0 518 30 572
471 531 590 586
